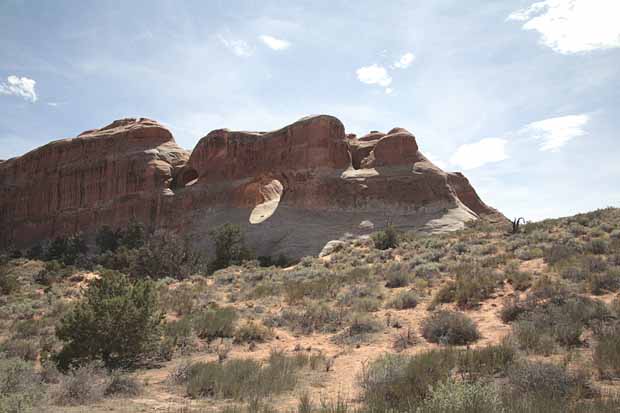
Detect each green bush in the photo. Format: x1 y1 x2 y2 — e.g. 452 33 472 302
506 270 531 291
507 293 609 353
588 267 620 294
192 307 238 341
162 316 194 354
51 363 109 406
431 265 500 309
417 380 503 413
0 269 18 296
372 224 399 250
45 233 88 265
105 371 143 396
456 342 516 377
186 350 305 400
54 270 163 370
233 321 272 344
208 223 254 273
512 319 556 355
359 350 455 411
33 260 73 286
500 296 527 323
0 357 45 412
337 313 382 343
130 231 201 279
387 290 418 310
593 325 620 379
421 311 480 345
508 361 595 401
95 225 123 253
588 238 609 255
383 264 409 288
268 303 343 334
0 337 39 361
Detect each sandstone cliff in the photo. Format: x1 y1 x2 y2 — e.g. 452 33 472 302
0 115 502 258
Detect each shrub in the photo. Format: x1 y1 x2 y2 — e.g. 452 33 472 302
45 233 88 265
233 321 272 344
545 243 578 266
372 224 399 250
383 264 409 288
130 230 201 279
193 307 238 341
593 325 620 379
162 317 194 353
51 363 109 406
349 296 381 313
506 270 531 291
500 296 527 323
588 267 620 294
0 269 18 295
208 223 254 273
508 294 609 353
54 271 163 370
512 319 556 355
95 225 123 253
340 313 382 339
105 371 143 396
421 311 480 345
268 303 343 334
431 265 499 309
0 337 39 361
121 219 146 249
0 357 45 412
456 342 516 377
186 351 305 400
34 260 73 286
588 239 609 255
387 290 418 310
417 380 503 413
359 350 456 411
508 361 595 401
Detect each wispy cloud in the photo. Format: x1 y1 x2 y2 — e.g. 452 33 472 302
523 114 589 151
507 0 620 54
450 138 509 170
217 34 254 57
393 52 415 69
259 35 291 50
0 75 38 102
425 152 448 169
356 64 392 91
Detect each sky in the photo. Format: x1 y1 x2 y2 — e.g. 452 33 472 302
1 0 619 221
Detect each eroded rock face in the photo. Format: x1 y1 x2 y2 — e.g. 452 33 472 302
0 118 189 246
0 115 503 258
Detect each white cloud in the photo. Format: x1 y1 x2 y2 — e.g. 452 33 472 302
393 52 415 69
524 114 589 151
0 75 38 102
384 87 393 95
217 34 254 57
507 0 620 54
449 138 509 170
425 152 448 169
259 35 291 50
356 64 392 87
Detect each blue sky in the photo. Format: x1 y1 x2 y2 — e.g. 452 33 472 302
1 0 619 220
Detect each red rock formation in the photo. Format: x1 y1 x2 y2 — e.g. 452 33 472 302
0 115 502 258
0 118 189 246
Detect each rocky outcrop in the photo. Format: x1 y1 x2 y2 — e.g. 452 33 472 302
0 118 189 247
0 115 502 258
